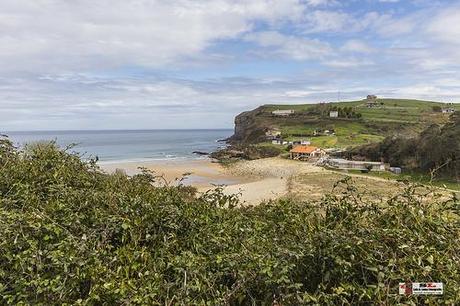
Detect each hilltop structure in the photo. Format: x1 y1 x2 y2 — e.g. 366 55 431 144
366 95 380 108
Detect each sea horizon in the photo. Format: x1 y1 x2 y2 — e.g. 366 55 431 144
3 129 233 163
2 128 233 133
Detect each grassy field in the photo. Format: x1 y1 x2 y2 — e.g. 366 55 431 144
343 169 460 192
258 98 459 148
288 171 406 202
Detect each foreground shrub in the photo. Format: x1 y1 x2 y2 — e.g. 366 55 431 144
0 137 459 305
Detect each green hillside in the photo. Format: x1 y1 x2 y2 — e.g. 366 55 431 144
231 98 459 148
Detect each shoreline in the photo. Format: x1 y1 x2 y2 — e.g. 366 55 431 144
101 155 453 206
98 156 211 166
100 157 300 205
101 157 246 187
100 156 342 206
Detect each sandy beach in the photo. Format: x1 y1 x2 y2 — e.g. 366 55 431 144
101 157 326 205
101 156 445 206
101 159 247 187
100 157 297 205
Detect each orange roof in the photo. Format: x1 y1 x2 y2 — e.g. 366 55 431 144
290 145 318 154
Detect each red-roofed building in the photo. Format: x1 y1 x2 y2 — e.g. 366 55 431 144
290 145 326 160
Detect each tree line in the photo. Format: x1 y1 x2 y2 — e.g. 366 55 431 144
347 113 459 181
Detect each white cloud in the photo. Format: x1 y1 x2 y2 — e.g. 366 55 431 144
305 0 339 7
301 9 417 36
324 58 374 68
365 11 418 37
0 0 307 73
426 7 460 45
341 40 375 53
246 31 333 60
1 0 460 131
302 10 355 33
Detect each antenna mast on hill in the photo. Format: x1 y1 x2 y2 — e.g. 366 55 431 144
337 91 341 103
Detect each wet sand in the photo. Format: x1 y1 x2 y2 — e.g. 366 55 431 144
100 159 246 187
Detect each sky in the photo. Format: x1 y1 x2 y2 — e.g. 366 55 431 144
1 0 460 130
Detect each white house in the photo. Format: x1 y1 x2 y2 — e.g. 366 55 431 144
329 110 338 118
442 108 455 114
272 109 294 116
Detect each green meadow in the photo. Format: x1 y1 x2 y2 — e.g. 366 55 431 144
260 99 458 148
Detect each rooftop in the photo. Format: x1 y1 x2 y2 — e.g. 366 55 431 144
290 145 319 154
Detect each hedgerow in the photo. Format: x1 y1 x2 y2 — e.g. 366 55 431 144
0 137 459 305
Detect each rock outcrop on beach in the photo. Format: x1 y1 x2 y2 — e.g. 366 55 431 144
210 144 283 162
192 151 209 156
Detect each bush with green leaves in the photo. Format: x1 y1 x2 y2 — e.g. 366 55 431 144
348 113 460 181
0 137 459 305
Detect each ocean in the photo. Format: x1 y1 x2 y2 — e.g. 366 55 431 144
3 129 233 163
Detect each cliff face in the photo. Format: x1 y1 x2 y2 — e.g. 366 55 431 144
227 106 268 144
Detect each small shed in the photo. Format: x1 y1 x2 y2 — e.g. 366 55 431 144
329 110 339 118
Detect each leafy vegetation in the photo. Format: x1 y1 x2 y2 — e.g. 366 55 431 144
1 137 460 305
348 113 460 182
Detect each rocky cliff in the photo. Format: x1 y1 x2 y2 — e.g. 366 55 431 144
226 106 268 144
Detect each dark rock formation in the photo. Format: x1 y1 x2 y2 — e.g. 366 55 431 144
226 106 269 144
192 151 209 156
210 144 283 162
